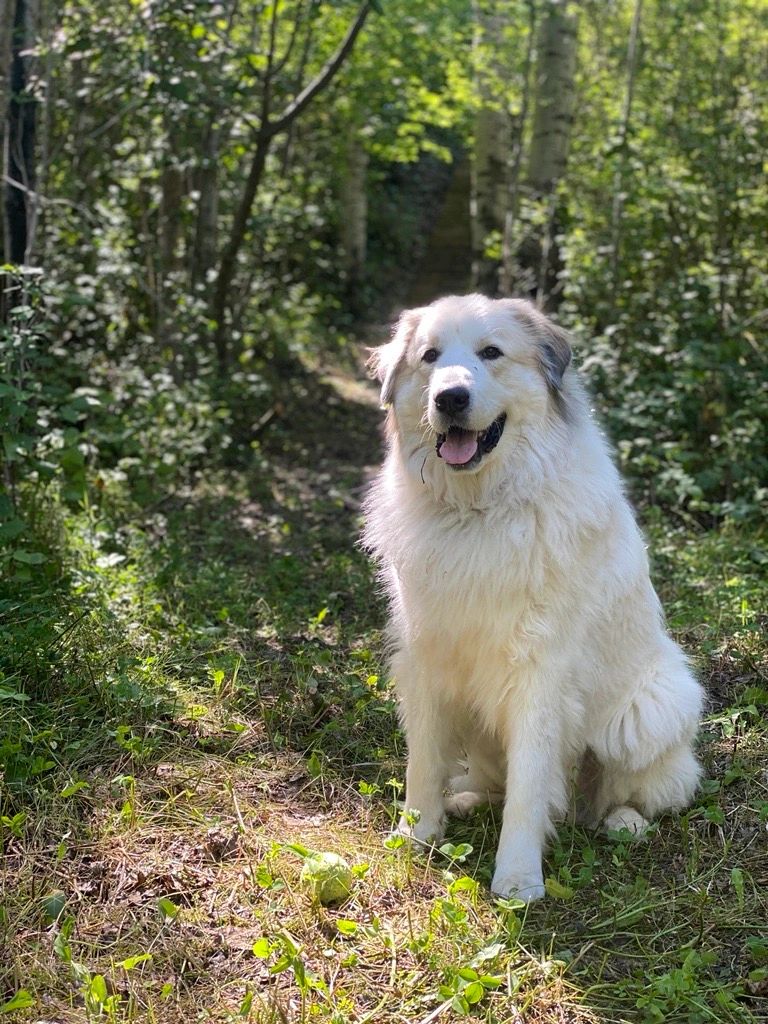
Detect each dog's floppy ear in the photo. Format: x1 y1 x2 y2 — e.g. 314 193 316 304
502 299 572 392
537 324 572 392
367 307 423 407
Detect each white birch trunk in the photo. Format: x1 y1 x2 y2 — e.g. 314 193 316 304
500 0 537 296
471 0 512 295
519 0 578 309
609 0 643 289
526 1 578 195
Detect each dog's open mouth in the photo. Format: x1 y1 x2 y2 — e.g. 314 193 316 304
435 413 507 469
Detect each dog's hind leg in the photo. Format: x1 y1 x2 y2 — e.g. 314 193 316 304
590 644 702 774
603 805 650 836
588 649 702 834
596 741 701 829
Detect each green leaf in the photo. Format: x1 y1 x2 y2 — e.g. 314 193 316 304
252 937 272 958
439 841 473 862
118 953 153 970
0 990 35 1013
11 550 46 564
1 812 27 836
451 993 470 1014
42 890 67 922
336 919 358 936
746 936 768 963
0 517 25 542
306 750 322 778
448 876 478 897
88 975 108 1004
157 897 179 920
544 877 575 900
730 866 745 909
282 842 312 858
472 942 504 965
463 981 485 1005
60 781 89 797
479 975 503 989
0 687 29 702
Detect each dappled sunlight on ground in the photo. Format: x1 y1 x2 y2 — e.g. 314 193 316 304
3 359 767 1023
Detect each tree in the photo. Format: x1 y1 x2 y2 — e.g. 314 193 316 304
470 0 513 295
210 0 375 370
0 0 14 264
338 128 369 298
499 0 536 297
609 0 643 291
517 0 577 309
3 0 37 265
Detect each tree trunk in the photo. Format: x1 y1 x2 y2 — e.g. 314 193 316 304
527 3 577 195
157 140 185 365
0 0 15 264
499 0 537 296
609 0 643 292
339 128 368 312
211 132 271 370
519 0 577 310
191 121 219 289
470 0 512 296
5 0 38 265
159 165 184 278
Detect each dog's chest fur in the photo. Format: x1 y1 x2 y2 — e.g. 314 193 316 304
385 491 570 680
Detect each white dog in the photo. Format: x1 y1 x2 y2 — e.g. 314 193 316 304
363 294 702 902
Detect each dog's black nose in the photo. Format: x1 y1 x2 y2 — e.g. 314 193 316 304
434 386 470 417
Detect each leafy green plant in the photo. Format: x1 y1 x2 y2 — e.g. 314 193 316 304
634 949 746 1023
438 964 503 1015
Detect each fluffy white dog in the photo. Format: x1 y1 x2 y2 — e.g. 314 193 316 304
363 294 702 902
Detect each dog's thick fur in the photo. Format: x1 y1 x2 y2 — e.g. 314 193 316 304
363 294 702 902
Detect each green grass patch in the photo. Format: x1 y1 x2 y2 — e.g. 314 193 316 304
1 367 766 1023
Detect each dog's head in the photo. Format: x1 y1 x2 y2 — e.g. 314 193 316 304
369 295 573 475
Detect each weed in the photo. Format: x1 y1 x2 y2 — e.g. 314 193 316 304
1 363 766 1023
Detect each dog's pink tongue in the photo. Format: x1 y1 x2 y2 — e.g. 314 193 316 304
440 433 478 465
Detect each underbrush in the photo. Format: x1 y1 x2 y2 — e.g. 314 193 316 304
2 464 766 1022
1 283 767 1021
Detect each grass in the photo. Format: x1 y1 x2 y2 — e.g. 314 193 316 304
1 361 767 1023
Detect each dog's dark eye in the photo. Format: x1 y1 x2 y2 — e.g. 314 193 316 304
480 345 502 361
422 348 439 364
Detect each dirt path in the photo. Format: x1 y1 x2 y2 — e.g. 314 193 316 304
408 157 472 306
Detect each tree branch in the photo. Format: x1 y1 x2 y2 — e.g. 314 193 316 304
272 0 307 79
210 0 374 369
267 0 373 137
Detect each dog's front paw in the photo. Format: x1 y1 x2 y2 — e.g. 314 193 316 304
490 868 545 903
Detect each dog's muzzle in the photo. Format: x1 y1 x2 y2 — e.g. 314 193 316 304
435 413 507 470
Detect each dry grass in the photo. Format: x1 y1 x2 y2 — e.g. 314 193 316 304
2 367 767 1023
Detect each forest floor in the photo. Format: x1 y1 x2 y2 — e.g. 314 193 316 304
3 350 768 1024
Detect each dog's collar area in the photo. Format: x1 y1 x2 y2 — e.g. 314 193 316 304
435 413 507 469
